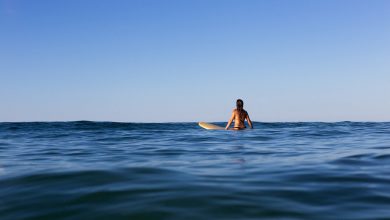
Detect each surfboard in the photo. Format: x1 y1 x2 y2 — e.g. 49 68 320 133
198 122 225 130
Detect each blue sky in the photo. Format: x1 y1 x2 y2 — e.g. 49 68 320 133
1 0 389 122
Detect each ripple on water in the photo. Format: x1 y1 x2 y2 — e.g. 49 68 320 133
1 122 390 219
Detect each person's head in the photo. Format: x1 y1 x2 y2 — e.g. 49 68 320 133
236 99 244 110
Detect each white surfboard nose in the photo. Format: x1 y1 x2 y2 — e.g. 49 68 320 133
198 122 224 130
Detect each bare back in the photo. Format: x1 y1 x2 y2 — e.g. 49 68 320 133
233 109 247 129
225 99 254 130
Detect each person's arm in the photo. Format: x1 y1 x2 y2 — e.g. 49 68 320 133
225 110 235 130
246 113 253 129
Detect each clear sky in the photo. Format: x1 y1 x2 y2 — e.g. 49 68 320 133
1 0 389 122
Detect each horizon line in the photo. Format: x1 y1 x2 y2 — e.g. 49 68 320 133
1 120 389 123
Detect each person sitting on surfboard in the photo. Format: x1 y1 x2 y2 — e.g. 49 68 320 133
225 99 253 130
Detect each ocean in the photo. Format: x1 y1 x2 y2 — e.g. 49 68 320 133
0 121 390 220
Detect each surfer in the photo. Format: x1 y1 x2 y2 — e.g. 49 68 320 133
225 99 253 130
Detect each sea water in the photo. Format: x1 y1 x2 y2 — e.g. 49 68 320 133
0 121 390 219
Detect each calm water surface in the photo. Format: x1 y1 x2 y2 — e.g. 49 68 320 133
1 122 390 219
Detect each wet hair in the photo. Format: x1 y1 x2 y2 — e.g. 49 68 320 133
236 99 244 111
236 99 246 120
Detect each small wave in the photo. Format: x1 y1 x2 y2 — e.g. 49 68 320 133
1 121 390 219
331 153 380 166
373 154 390 160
